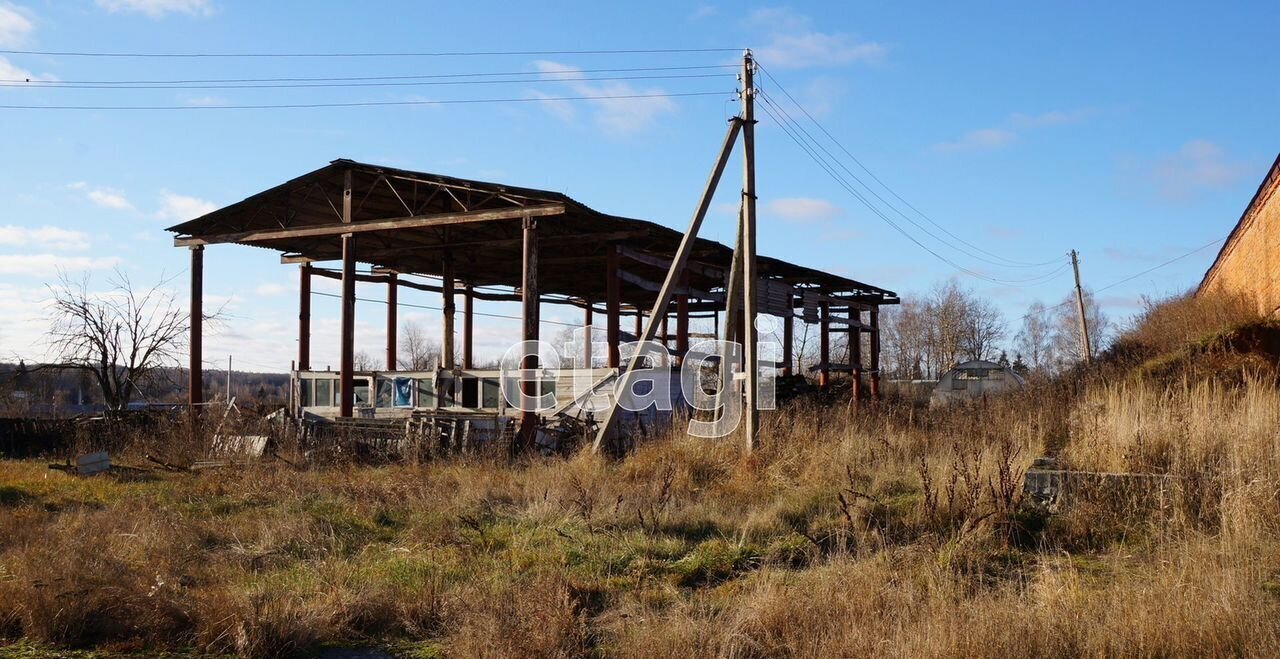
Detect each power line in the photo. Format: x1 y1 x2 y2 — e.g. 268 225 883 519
2 71 731 90
759 89 1065 276
1013 237 1226 322
0 90 731 111
0 47 743 59
755 94 1069 286
755 61 1062 269
0 63 737 85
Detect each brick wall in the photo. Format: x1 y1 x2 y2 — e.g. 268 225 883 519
1199 156 1280 317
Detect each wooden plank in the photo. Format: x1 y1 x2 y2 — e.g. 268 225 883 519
593 116 742 452
618 246 724 281
617 268 721 301
175 203 566 246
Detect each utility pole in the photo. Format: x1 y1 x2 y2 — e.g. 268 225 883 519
1070 249 1092 364
740 49 760 451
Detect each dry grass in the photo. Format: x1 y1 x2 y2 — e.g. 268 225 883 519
1 381 1278 657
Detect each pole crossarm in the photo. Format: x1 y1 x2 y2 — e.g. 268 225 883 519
173 203 566 247
591 116 743 452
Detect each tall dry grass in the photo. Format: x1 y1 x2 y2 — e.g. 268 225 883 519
0 379 1278 657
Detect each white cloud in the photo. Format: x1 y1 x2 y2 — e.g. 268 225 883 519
532 60 677 137
254 282 289 297
1146 139 1252 201
0 225 90 250
0 254 120 276
68 181 135 211
1010 108 1096 128
94 0 213 18
155 190 217 222
933 128 1017 154
0 2 33 47
748 7 885 69
688 4 716 21
183 95 227 106
764 197 842 223
934 108 1095 154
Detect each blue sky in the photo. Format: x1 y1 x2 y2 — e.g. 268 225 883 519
1 0 1277 373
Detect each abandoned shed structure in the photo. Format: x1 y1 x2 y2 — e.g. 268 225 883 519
930 359 1025 407
167 158 899 447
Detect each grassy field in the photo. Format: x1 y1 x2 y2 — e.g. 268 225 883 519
1 366 1278 658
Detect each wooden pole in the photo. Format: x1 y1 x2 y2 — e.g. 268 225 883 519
850 308 862 409
675 272 689 367
606 247 621 368
339 233 356 417
869 307 882 401
741 49 760 451
782 309 794 377
819 301 830 389
518 215 540 451
339 168 355 417
442 254 455 369
591 116 743 452
298 263 311 371
385 273 398 371
583 303 594 367
188 245 204 418
1070 249 1093 364
463 284 474 369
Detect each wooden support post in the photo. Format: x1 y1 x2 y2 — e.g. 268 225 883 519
583 303 593 367
298 263 311 371
338 168 355 417
463 284 474 369
606 247 621 368
518 215 540 452
741 50 760 451
442 255 455 370
660 313 669 366
634 309 642 340
339 233 356 417
850 308 862 409
675 273 689 367
869 307 882 401
819 301 830 389
188 245 204 418
592 115 743 452
385 273 398 371
782 310 794 377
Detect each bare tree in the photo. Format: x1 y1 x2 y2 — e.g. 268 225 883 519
397 320 439 371
1014 301 1056 372
958 295 1006 362
354 350 377 371
47 270 190 410
1051 288 1109 367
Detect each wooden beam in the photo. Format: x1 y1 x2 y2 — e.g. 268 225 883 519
606 247 621 368
819 301 830 389
386 273 398 371
298 263 311 371
339 232 356 417
850 308 862 408
617 268 721 301
782 309 793 377
442 254 455 370
463 284 474 369
175 203 566 246
517 215 540 452
189 245 203 417
583 304 593 367
593 116 742 452
869 308 882 401
675 270 689 367
618 246 724 281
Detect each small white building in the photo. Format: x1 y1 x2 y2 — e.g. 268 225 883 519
930 359 1025 407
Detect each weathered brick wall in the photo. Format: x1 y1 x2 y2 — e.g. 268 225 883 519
1200 160 1280 317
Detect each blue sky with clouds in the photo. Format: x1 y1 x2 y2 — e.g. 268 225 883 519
1 0 1277 372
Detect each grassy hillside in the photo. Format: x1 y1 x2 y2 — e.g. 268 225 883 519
1 370 1278 657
